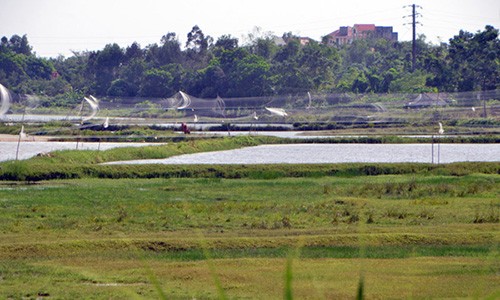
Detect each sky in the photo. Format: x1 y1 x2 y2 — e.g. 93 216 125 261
1 0 499 58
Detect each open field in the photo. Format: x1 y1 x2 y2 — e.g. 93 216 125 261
0 136 498 298
0 169 499 298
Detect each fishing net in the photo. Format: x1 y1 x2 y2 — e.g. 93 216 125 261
1 85 499 125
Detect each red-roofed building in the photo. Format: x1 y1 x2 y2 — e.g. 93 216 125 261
353 24 376 39
324 24 398 46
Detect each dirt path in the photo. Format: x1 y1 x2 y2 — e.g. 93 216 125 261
0 134 52 142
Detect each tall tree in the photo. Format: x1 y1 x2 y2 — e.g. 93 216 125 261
125 42 144 61
299 41 341 91
250 37 278 60
158 33 182 65
448 26 500 91
144 34 182 67
118 58 146 96
185 25 213 69
229 54 272 97
215 35 239 51
89 43 125 95
139 68 174 97
8 34 32 55
186 25 211 53
52 52 92 94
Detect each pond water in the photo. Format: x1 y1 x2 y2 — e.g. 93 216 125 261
0 141 162 162
104 143 500 165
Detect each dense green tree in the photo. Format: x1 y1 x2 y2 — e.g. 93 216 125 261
185 25 213 70
157 33 183 65
215 35 239 51
2 25 498 101
118 58 146 96
389 70 435 93
250 37 278 60
448 25 499 91
0 51 28 86
139 68 174 97
0 36 8 48
25 56 53 80
274 39 300 62
380 68 399 93
88 43 125 95
124 42 144 62
191 47 248 97
342 39 373 66
17 77 71 96
421 43 454 91
272 39 312 94
299 41 341 91
6 34 32 55
144 35 182 68
186 25 210 53
216 48 249 76
95 43 124 70
51 52 91 94
194 64 227 98
336 65 365 92
107 79 135 97
228 54 272 97
161 63 186 93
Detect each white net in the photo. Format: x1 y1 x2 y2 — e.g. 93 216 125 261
1 88 499 125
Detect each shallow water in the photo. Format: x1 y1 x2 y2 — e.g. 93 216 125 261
0 141 162 162
105 143 500 165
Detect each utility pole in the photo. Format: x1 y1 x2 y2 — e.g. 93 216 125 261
404 4 422 72
412 4 417 72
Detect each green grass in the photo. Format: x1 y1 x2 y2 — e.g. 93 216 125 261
0 172 498 298
140 245 496 261
0 135 498 181
1 255 498 299
0 136 498 298
0 176 498 234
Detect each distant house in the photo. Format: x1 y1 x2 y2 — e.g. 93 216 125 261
324 24 398 46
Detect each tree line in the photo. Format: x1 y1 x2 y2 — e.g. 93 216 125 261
0 25 498 106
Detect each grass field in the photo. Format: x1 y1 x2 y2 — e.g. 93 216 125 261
0 170 499 298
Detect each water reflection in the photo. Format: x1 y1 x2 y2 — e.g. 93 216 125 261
0 142 161 162
105 143 500 165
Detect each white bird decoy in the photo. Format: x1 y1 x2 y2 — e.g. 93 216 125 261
265 107 288 117
0 83 12 117
19 125 27 139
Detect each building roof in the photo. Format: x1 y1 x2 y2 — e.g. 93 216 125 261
354 24 376 32
327 30 341 37
324 23 398 45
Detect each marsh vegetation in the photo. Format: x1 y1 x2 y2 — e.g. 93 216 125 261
0 136 498 298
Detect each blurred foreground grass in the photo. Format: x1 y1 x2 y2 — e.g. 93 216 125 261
0 172 498 298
